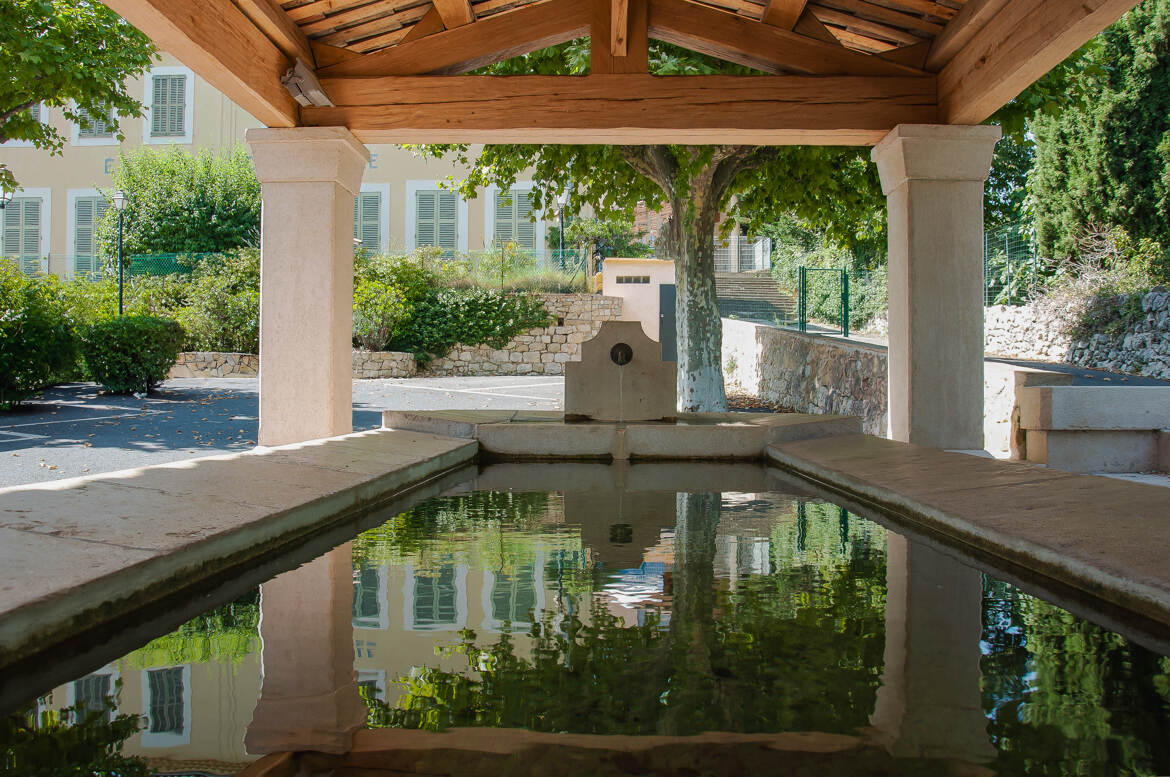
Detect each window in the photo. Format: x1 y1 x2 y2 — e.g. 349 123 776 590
412 563 459 629
616 275 651 284
3 104 43 147
353 191 382 252
77 106 115 140
73 196 108 278
352 565 386 629
151 75 186 137
415 190 458 255
72 672 114 723
489 563 538 631
493 188 537 251
141 666 190 747
3 197 44 275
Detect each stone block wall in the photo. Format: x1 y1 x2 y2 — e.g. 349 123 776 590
170 350 416 379
352 350 417 378
985 289 1170 379
421 294 623 377
722 319 888 435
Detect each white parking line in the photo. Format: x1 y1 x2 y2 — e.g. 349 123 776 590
0 407 166 430
0 429 48 441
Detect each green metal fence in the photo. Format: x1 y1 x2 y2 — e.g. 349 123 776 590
984 222 1041 305
796 266 850 337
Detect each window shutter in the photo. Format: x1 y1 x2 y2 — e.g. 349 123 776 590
151 75 186 137
494 190 514 246
169 76 185 135
22 199 40 258
515 189 535 250
2 202 21 257
79 107 113 138
151 76 167 135
437 192 458 253
415 191 437 248
74 197 108 276
28 104 41 124
353 192 381 250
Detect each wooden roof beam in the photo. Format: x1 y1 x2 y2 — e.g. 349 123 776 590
761 0 807 29
939 0 1141 124
432 0 475 28
593 0 648 73
925 0 1008 71
102 0 299 127
235 0 316 66
647 0 923 75
319 0 592 76
304 73 938 144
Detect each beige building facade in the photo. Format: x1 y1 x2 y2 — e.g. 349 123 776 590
0 54 549 280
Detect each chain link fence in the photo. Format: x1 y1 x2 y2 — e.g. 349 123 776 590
984 222 1042 306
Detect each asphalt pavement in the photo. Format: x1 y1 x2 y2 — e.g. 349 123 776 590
0 376 563 487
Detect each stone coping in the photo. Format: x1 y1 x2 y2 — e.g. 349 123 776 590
382 410 861 460
767 434 1170 630
1018 385 1170 431
0 429 477 674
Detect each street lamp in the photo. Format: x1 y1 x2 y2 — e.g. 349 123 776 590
0 185 13 211
554 190 570 268
112 190 128 315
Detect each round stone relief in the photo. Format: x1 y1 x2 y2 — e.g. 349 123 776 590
610 343 634 366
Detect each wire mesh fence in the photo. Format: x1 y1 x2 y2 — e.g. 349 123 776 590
984 222 1041 305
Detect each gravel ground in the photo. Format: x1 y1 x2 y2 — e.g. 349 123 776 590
0 376 563 487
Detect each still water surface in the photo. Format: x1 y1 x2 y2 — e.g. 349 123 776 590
10 487 1170 775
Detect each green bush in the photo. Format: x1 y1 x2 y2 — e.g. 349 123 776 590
175 250 259 353
0 264 76 409
390 287 551 361
80 315 185 394
353 251 439 351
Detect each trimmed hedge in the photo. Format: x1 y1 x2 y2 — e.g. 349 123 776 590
80 315 185 394
0 264 76 409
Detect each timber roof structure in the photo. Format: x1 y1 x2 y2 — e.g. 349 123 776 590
105 0 1140 145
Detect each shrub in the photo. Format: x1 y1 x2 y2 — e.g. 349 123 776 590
80 315 185 394
352 250 439 351
0 264 76 409
175 250 260 353
390 288 551 361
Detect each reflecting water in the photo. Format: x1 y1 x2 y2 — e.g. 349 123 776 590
9 486 1170 776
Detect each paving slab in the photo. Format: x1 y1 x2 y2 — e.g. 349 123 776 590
767 434 1170 626
0 429 477 671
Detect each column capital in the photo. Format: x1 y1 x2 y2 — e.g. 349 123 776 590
871 124 1002 196
247 126 369 195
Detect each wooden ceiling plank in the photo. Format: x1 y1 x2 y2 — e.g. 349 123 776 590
793 8 843 44
593 0 648 73
102 0 299 127
877 38 929 67
829 26 899 51
286 0 363 23
816 0 943 34
401 4 447 39
865 0 954 20
301 0 423 35
812 7 922 44
761 0 807 29
939 0 1140 124
647 0 923 75
314 3 430 46
924 0 1006 71
432 0 476 27
319 0 591 76
235 0 317 64
307 72 938 144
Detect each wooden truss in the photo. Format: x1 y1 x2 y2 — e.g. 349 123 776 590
102 0 1141 144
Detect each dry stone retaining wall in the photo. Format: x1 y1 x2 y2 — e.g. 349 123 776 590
352 350 417 378
985 289 1170 380
170 350 417 379
421 294 623 377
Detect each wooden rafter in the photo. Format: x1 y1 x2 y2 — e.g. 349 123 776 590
647 0 923 75
612 0 630 56
103 0 299 127
236 0 316 65
304 73 938 144
925 0 1008 71
593 0 648 73
939 0 1139 124
761 0 807 29
319 0 591 76
432 0 475 27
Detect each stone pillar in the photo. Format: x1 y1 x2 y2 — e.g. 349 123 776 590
246 544 366 754
247 127 369 447
870 534 995 764
871 124 1001 450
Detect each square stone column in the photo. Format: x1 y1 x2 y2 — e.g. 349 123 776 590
872 124 1001 450
247 127 369 447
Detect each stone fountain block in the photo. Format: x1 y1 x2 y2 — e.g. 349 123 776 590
564 321 676 422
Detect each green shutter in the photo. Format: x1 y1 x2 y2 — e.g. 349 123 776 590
2 202 21 257
79 106 113 138
437 192 458 253
494 190 514 246
515 189 535 251
22 199 41 264
353 192 381 251
151 75 186 137
3 199 42 274
74 197 109 277
416 190 437 248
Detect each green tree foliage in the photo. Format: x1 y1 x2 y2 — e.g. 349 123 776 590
1 699 149 777
98 146 262 255
128 590 261 668
1029 0 1170 257
0 0 156 191
564 218 654 259
0 263 75 409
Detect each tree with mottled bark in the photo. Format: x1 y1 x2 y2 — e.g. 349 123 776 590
0 0 156 191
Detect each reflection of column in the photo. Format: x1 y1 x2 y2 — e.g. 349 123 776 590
871 534 995 763
246 544 366 754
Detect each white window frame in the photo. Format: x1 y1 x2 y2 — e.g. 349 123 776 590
480 554 545 634
66 188 109 279
65 664 120 720
1 187 52 274
405 180 468 253
2 102 45 147
142 66 194 145
403 561 468 632
70 102 119 147
483 182 545 252
356 669 388 702
140 664 192 748
353 183 390 254
352 563 390 630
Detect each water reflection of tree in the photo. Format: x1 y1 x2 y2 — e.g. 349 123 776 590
981 578 1170 775
126 589 261 668
1 697 150 777
364 495 889 737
